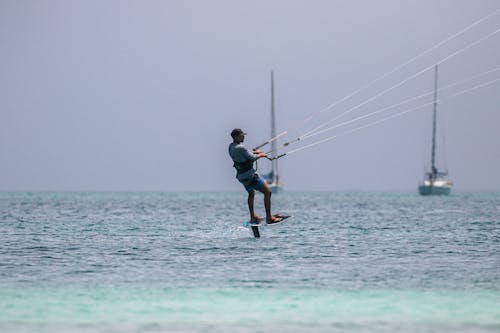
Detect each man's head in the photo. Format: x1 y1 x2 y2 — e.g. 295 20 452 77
231 128 246 143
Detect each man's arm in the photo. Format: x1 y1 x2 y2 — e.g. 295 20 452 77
236 145 268 162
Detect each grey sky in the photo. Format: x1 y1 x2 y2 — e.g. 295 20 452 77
1 0 499 191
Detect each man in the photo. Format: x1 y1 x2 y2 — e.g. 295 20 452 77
228 128 283 224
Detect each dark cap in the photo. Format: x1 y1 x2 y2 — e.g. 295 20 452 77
231 128 247 138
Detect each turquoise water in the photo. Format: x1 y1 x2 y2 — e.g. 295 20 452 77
1 192 499 332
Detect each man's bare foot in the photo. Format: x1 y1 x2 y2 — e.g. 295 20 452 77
250 215 262 222
266 215 283 224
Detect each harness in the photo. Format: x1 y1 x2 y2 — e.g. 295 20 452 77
233 159 254 173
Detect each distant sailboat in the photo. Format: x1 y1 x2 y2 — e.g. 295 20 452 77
263 71 284 193
418 65 452 195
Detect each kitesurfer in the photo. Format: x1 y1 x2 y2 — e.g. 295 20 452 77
228 128 283 224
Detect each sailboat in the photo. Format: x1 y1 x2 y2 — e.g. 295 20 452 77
418 65 452 195
263 71 284 193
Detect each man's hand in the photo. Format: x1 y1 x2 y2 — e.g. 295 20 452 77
253 149 270 160
253 150 267 158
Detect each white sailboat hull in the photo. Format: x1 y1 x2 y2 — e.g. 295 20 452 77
418 179 452 196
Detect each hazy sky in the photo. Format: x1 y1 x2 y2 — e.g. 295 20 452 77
1 0 499 191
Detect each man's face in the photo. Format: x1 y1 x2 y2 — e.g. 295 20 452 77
239 134 245 142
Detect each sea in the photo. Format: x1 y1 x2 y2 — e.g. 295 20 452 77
0 191 499 333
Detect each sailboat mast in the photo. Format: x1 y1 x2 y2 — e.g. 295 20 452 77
270 71 278 182
430 64 438 177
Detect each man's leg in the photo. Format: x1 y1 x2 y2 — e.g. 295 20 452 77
257 181 283 224
247 190 256 221
257 182 273 223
